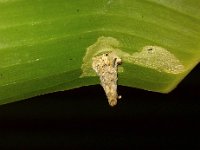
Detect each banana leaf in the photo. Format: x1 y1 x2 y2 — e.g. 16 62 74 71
0 0 199 105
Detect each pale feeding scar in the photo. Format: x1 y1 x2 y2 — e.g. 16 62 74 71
81 36 185 107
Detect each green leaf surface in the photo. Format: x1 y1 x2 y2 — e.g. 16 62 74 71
0 0 199 105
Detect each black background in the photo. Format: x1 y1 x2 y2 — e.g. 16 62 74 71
0 64 199 149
